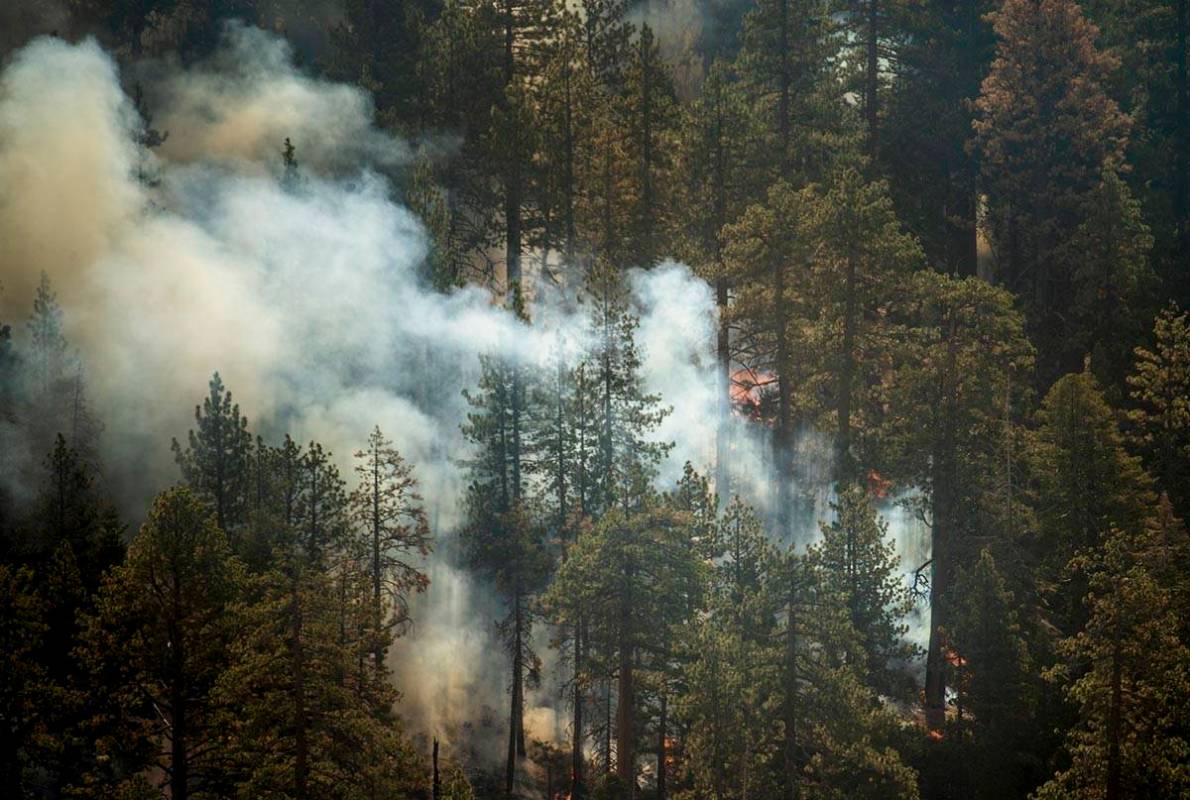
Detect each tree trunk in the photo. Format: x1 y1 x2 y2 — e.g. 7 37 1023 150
433 738 442 800
616 568 635 799
1105 611 1123 800
571 621 585 800
170 670 188 800
292 578 310 800
837 248 858 482
865 0 879 159
924 312 959 732
783 590 799 800
506 583 526 795
773 258 794 537
656 691 667 800
1177 0 1188 257
713 89 731 502
372 447 384 671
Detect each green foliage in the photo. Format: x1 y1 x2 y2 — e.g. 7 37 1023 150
1036 525 1190 799
1031 371 1152 631
172 372 253 534
973 0 1134 384
1128 304 1190 516
810 486 916 699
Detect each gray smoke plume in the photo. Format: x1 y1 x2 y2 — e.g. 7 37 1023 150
0 28 735 763
0 26 925 770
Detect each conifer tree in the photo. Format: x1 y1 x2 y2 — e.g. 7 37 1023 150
621 24 678 268
810 486 915 699
973 0 1133 384
349 426 431 670
1036 524 1190 799
945 549 1044 799
882 0 996 275
882 270 1033 730
80 488 244 800
803 168 922 478
673 60 759 497
461 356 550 793
172 373 252 535
543 505 702 799
1127 304 1190 516
1032 370 1152 632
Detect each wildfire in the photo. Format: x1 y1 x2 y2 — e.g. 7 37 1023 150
730 367 776 423
866 469 892 499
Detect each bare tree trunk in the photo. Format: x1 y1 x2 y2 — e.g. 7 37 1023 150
432 738 441 800
924 313 959 732
837 247 858 482
616 568 635 798
292 578 310 800
506 583 526 795
572 622 585 799
865 0 879 159
656 691 667 800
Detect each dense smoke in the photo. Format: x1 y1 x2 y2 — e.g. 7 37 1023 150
0 26 928 758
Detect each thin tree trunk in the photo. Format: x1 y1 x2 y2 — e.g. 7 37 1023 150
865 0 879 159
170 660 188 800
432 738 441 800
656 691 667 800
292 577 310 800
837 248 858 481
572 621 585 800
924 312 959 732
506 583 526 794
1105 611 1123 800
372 446 384 671
783 588 799 800
1177 0 1188 257
616 567 635 798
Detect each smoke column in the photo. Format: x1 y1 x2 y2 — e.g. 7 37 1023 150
0 27 735 755
0 25 928 759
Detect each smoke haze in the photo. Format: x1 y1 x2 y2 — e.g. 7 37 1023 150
0 26 927 759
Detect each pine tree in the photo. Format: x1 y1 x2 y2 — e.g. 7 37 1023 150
29 434 123 591
882 0 997 275
775 552 920 799
945 549 1044 799
79 488 244 800
810 486 916 699
802 168 922 478
1031 370 1153 632
1069 169 1155 393
461 356 550 793
1127 304 1190 516
673 59 760 498
882 270 1034 731
621 23 678 268
973 0 1132 384
580 265 672 516
172 373 253 535
1036 524 1190 799
722 181 816 534
349 426 431 671
542 505 703 799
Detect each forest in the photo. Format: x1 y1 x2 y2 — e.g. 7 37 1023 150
0 0 1188 798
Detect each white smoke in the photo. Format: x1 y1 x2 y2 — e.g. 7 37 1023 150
0 25 928 772
0 28 733 766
